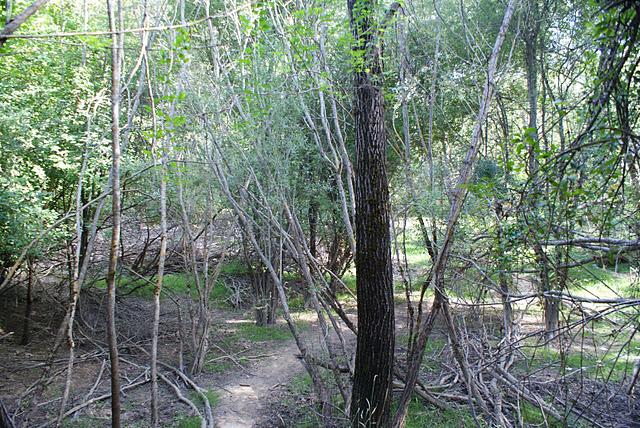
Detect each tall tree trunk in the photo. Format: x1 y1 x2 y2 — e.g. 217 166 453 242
106 0 123 425
348 1 396 426
149 42 166 428
308 198 318 259
524 0 557 339
20 258 33 345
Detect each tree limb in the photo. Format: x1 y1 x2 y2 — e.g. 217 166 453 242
0 0 49 47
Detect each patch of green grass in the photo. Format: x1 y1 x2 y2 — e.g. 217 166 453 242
407 337 446 370
205 359 234 373
287 295 305 310
568 264 634 297
397 334 447 370
398 334 446 352
625 281 640 298
172 414 201 428
285 373 322 427
400 238 431 271
523 343 636 381
62 417 108 428
209 281 230 304
290 372 312 395
399 398 481 428
232 322 292 341
190 388 221 408
342 273 356 293
220 259 250 275
330 273 357 302
520 401 565 427
95 273 231 304
283 270 302 281
565 351 635 381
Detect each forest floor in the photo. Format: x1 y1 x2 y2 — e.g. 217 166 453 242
0 275 330 427
1 260 640 427
214 339 303 427
211 316 306 428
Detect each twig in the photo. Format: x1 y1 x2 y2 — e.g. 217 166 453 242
60 378 149 419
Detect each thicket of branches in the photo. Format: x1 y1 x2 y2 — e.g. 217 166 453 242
1 0 639 427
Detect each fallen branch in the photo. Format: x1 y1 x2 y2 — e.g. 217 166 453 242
0 398 16 428
158 373 205 428
60 378 149 419
494 366 563 422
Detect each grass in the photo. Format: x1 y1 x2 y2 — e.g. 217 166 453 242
289 372 312 395
567 263 635 298
400 236 431 271
172 415 201 428
205 359 234 373
520 401 565 427
283 373 324 428
172 390 220 427
399 398 481 428
341 273 357 293
231 321 292 342
219 259 250 275
95 272 231 304
287 294 305 310
62 418 109 428
521 338 639 382
190 388 221 408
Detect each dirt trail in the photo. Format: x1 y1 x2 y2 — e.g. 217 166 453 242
214 340 304 428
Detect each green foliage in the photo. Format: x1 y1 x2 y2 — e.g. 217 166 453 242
0 0 110 265
232 322 292 342
568 264 634 297
520 401 564 427
205 359 234 374
289 372 312 395
190 389 221 408
398 399 481 428
94 273 230 304
220 260 251 275
61 417 108 428
172 415 202 428
523 340 637 382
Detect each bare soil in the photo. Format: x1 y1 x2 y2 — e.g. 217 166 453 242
214 340 303 427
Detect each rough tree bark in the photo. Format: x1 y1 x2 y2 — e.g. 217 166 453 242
20 258 33 345
348 1 397 426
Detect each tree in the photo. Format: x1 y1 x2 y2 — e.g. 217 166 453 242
0 0 49 48
106 0 123 425
348 1 397 426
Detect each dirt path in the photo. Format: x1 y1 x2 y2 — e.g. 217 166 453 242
213 340 304 428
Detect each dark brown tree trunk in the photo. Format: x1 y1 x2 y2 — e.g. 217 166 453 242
308 198 318 258
254 269 269 327
254 268 277 326
78 187 91 271
20 258 33 345
348 1 395 426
